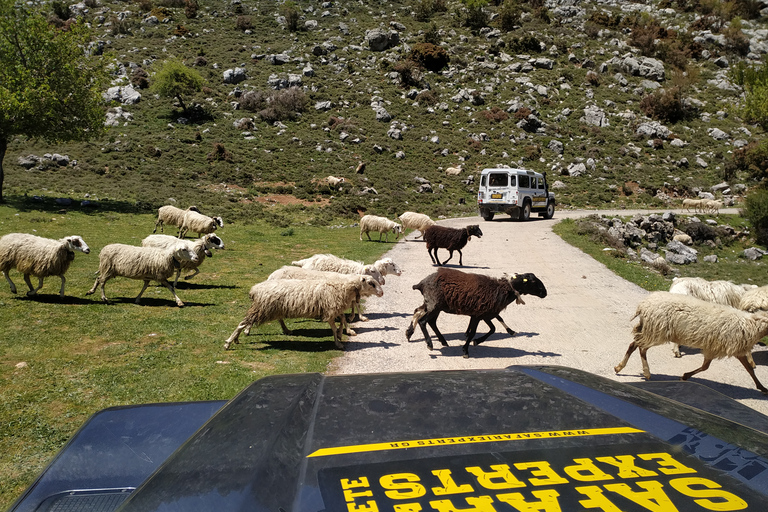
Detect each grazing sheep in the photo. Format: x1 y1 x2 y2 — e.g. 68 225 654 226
359 214 403 242
178 210 224 239
398 211 436 239
141 233 225 287
405 269 547 357
668 277 751 361
153 205 200 234
224 276 383 349
0 233 90 298
423 224 483 266
86 244 198 307
264 266 385 330
445 165 462 175
614 292 768 394
291 253 386 285
326 176 346 189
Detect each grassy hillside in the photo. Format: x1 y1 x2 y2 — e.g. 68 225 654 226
4 0 768 224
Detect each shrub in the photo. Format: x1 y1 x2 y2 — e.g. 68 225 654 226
479 106 508 123
137 0 153 11
423 22 441 45
524 145 541 160
584 22 600 39
51 1 71 20
236 16 252 31
639 87 686 123
193 56 207 67
280 1 300 32
173 24 190 37
508 35 542 53
184 0 198 18
240 90 268 112
586 71 600 86
732 140 768 183
157 0 185 7
416 90 439 106
457 0 489 31
588 11 622 27
131 67 150 89
207 143 233 163
110 15 134 35
496 0 520 32
742 190 768 246
393 59 421 87
409 43 450 72
723 17 751 56
513 106 532 120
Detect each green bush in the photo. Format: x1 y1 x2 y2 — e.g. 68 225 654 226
741 189 768 246
639 87 687 123
409 43 450 72
732 140 768 183
496 0 519 32
508 35 542 53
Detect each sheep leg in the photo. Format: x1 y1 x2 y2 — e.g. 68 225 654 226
340 313 356 336
736 355 768 394
494 314 516 337
184 268 200 280
279 319 293 335
472 318 497 346
463 317 482 358
173 268 182 289
3 271 17 294
57 275 66 297
457 249 464 266
86 277 110 302
441 250 454 266
23 274 38 295
406 304 427 341
224 320 251 349
427 247 438 265
328 320 344 349
672 343 682 358
747 352 756 369
681 358 712 382
160 279 184 307
614 342 638 374
422 309 448 348
639 348 652 380
134 280 152 304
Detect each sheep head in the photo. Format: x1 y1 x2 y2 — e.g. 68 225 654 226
506 272 547 299
466 225 483 239
63 236 90 254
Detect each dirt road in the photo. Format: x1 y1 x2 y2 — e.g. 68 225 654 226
330 209 768 417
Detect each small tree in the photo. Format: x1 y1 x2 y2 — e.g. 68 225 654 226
731 56 768 130
0 0 108 202
150 58 203 114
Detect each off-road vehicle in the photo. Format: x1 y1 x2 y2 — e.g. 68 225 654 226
477 167 555 221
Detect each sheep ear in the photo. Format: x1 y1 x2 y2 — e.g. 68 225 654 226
523 279 528 282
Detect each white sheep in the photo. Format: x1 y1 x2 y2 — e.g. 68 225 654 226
359 214 403 242
0 233 90 298
614 291 768 394
398 211 436 239
681 198 703 213
141 233 225 287
668 277 751 360
326 175 346 188
153 205 200 234
739 285 768 313
86 244 198 307
224 276 383 349
704 199 723 214
445 165 462 175
291 253 386 285
178 210 224 239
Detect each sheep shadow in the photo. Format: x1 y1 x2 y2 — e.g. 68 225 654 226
431 345 561 359
360 311 413 321
254 338 341 352
347 325 400 335
408 330 540 345
432 263 491 270
94 297 215 307
173 282 239 291
342 340 402 352
11 294 93 305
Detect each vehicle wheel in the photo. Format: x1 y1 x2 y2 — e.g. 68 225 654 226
543 201 555 219
520 201 531 221
481 209 494 221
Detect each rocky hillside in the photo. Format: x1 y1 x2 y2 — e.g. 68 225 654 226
5 0 768 223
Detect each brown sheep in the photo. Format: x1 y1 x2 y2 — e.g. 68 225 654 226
423 225 483 266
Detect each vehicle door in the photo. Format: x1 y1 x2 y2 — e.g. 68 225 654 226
530 176 547 209
487 172 513 204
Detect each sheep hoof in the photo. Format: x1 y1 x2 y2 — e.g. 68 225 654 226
462 353 470 359
347 329 357 336
613 365 622 374
359 316 368 322
506 329 516 336
405 326 414 341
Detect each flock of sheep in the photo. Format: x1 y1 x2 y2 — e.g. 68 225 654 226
682 198 723 214
2 205 768 395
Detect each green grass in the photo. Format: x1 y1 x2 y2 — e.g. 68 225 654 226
553 214 768 292
0 205 394 509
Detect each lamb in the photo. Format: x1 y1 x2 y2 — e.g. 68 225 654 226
0 233 90 298
86 244 198 307
445 165 462 175
423 224 483 266
405 268 547 357
614 291 768 394
141 233 225 287
224 275 383 350
668 277 751 360
264 265 385 330
291 253 386 285
178 210 224 239
398 211 436 239
153 205 200 234
359 214 403 242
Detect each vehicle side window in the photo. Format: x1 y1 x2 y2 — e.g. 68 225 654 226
509 175 516 187
538 178 545 189
530 177 537 189
480 174 486 187
489 174 508 187
519 175 530 188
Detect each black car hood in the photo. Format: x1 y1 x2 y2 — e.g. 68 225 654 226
11 366 768 512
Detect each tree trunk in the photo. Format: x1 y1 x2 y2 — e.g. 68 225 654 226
0 137 6 204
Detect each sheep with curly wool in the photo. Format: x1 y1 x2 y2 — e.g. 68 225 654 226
614 291 768 394
423 224 483 266
263 265 384 328
668 277 751 360
398 211 436 239
142 233 225 287
86 244 198 307
739 285 768 314
359 214 402 242
224 275 383 349
405 268 547 357
178 210 224 239
291 253 385 285
0 233 90 298
153 205 200 234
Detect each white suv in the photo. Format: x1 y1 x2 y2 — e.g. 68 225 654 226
477 167 555 221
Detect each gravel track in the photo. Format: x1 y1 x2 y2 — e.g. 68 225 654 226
329 209 768 417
